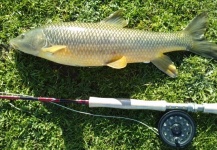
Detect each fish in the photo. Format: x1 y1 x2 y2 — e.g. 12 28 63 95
9 10 217 78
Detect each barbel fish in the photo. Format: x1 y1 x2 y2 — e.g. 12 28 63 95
9 10 217 77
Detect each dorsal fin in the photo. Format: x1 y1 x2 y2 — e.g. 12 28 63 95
100 10 129 28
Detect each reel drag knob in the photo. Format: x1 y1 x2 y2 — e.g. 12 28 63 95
158 110 196 148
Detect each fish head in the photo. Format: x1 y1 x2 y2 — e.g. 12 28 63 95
9 28 46 56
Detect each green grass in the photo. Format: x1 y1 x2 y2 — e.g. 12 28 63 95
0 0 217 149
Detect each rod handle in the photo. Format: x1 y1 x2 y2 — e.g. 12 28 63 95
89 97 167 111
203 104 217 114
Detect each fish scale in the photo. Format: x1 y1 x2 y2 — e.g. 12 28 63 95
44 23 182 60
9 11 217 77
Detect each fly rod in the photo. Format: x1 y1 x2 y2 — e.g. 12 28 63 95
1 93 217 114
1 92 217 148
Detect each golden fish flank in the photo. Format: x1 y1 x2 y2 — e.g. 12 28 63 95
9 10 217 78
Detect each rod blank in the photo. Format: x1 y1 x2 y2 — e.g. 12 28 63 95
1 94 217 115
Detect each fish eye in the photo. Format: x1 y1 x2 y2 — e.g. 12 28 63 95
21 34 25 39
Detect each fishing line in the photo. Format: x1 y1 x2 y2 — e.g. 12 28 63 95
51 102 159 134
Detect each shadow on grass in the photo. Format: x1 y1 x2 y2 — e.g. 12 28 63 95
13 51 192 149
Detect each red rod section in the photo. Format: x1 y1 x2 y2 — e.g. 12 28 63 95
0 95 20 100
76 99 89 105
0 94 89 105
38 97 60 102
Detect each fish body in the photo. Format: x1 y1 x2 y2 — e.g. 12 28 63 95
9 10 217 77
40 23 189 65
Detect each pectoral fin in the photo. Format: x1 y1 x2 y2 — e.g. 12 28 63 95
151 54 177 78
107 56 127 69
42 45 66 54
100 10 129 28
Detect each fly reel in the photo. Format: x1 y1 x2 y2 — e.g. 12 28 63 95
158 110 196 148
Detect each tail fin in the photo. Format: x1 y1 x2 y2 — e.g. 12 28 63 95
185 12 217 59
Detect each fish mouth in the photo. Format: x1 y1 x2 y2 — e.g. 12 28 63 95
9 40 18 49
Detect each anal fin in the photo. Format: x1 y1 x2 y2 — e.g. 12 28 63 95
151 54 177 78
107 56 127 69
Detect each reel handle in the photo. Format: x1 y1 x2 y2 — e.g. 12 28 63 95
89 97 167 111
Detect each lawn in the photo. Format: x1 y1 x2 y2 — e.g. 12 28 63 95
0 0 217 149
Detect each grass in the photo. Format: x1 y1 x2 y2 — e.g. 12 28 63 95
0 0 217 149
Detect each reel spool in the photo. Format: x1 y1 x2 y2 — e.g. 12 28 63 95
158 110 196 148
